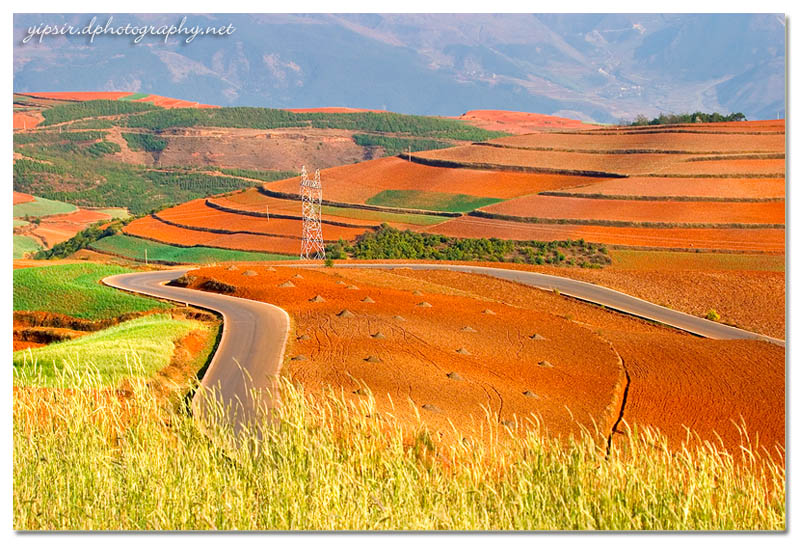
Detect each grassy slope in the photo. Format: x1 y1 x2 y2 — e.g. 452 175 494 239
366 189 503 213
13 235 42 259
12 377 785 530
13 263 171 320
13 196 77 218
91 234 298 263
13 314 203 387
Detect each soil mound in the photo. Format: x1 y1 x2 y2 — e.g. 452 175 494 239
417 301 432 308
309 294 326 303
530 334 546 340
461 326 477 333
242 270 258 277
337 309 355 318
538 360 554 368
482 309 496 315
371 332 386 339
456 347 472 355
523 390 540 399
361 296 375 303
364 355 382 363
279 281 295 288
447 372 464 381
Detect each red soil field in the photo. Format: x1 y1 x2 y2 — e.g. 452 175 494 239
656 158 785 176
16 92 217 109
480 194 785 225
13 192 35 205
19 92 134 101
559 177 786 200
600 119 785 133
605 331 784 455
511 264 784 339
456 110 597 134
416 145 698 176
185 265 626 443
156 199 371 240
13 112 43 130
28 209 113 247
185 266 784 453
489 131 785 154
123 215 301 255
425 216 785 253
268 156 597 202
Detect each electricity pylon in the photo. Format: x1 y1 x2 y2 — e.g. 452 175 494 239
300 166 326 260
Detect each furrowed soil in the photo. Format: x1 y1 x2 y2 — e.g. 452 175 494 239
184 265 784 454
479 195 784 225
558 177 785 200
13 192 35 205
122 215 302 255
185 265 627 444
27 209 113 247
490 130 785 153
266 156 596 202
155 199 373 239
456 110 598 134
424 216 785 253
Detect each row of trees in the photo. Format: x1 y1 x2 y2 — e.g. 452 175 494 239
627 111 747 126
327 225 611 267
41 99 158 126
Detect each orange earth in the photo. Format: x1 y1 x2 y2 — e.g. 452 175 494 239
456 110 597 134
424 216 785 253
479 194 785 225
558 177 786 200
489 131 785 153
16 92 217 109
13 191 35 205
28 209 113 247
267 156 596 202
183 265 784 455
13 112 43 130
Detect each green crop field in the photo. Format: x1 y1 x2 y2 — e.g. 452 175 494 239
118 93 150 101
13 195 77 218
13 314 205 387
322 204 447 226
13 219 29 228
90 234 298 264
13 263 171 320
366 190 503 213
13 235 42 259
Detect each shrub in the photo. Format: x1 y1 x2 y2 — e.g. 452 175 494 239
706 309 721 322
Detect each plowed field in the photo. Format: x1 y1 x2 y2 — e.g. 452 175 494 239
267 156 598 202
184 266 784 453
185 265 627 442
13 192 35 205
456 110 597 134
123 215 301 254
156 199 371 239
13 112 43 130
489 131 785 153
558 177 786 200
29 209 113 247
416 146 695 175
656 158 785 176
425 216 785 252
479 195 784 225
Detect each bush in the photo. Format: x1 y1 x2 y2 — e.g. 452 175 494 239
705 309 721 322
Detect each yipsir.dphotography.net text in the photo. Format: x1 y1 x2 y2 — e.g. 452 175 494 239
22 15 236 45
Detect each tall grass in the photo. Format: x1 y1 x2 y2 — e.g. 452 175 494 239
14 362 785 531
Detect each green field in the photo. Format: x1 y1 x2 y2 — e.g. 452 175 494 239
91 234 298 264
13 314 205 387
13 195 77 218
13 235 42 259
13 263 171 320
366 190 503 213
118 93 150 101
322 204 448 226
13 219 30 228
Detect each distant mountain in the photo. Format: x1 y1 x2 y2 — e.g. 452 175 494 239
13 13 785 123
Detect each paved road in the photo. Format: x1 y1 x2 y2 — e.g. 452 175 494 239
325 263 784 346
103 269 291 433
103 262 783 430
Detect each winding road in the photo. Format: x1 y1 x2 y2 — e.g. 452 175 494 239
103 263 784 429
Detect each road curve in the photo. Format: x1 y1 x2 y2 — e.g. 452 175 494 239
103 262 783 429
297 263 785 346
103 269 291 432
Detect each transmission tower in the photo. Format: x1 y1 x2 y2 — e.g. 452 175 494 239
300 166 326 260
